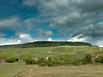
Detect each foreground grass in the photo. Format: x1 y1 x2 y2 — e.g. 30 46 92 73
0 62 33 77
1 62 103 77
17 64 103 77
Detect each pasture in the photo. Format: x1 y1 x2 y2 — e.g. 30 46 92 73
0 46 103 77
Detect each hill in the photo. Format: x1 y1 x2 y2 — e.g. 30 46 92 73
0 46 103 77
0 41 92 48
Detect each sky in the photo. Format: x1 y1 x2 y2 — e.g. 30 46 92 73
0 0 103 46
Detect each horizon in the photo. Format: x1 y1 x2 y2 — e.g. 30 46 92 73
0 0 103 46
0 40 95 47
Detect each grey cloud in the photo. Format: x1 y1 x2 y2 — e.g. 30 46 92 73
1 0 103 46
77 0 103 13
35 0 103 46
0 16 54 41
0 33 6 37
35 29 54 39
22 0 36 7
33 0 103 31
72 22 103 45
0 16 23 31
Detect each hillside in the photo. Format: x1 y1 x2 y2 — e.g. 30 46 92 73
0 46 103 77
1 41 102 77
0 41 92 48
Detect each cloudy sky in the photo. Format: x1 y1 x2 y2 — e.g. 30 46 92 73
0 0 103 46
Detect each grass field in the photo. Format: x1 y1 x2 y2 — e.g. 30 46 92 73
0 46 102 59
0 62 34 77
20 64 103 77
1 63 103 77
0 46 103 77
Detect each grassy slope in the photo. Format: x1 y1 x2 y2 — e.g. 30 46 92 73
0 41 91 48
0 46 102 59
0 46 103 77
21 65 103 77
1 63 103 77
0 62 33 77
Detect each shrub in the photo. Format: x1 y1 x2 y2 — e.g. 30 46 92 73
24 55 94 66
37 57 56 67
24 57 70 67
95 54 103 63
72 59 87 66
6 57 18 63
38 57 72 67
24 58 38 65
72 53 93 65
37 58 49 66
83 53 93 63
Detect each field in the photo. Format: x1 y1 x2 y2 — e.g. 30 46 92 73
0 46 103 77
0 62 33 77
18 64 103 77
1 63 103 77
0 46 102 59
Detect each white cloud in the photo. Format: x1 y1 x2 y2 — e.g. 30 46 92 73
72 22 103 45
46 31 53 35
22 0 36 7
94 40 103 47
0 33 34 46
17 40 21 43
48 38 53 41
67 34 87 42
19 33 33 43
0 38 20 46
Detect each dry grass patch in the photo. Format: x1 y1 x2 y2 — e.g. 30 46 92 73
18 65 103 77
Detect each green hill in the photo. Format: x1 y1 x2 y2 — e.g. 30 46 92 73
0 41 92 48
0 42 103 77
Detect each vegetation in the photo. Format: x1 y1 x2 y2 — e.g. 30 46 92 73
0 62 33 77
0 41 92 48
17 65 103 77
0 45 103 66
0 42 103 77
95 54 103 63
6 57 18 63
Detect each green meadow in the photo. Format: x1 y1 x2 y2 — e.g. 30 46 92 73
0 46 103 77
0 46 101 59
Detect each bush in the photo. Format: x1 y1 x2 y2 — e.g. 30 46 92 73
72 59 87 66
83 53 93 63
36 58 47 66
24 58 38 65
72 53 93 65
24 54 93 66
38 57 71 67
24 57 70 67
95 54 103 63
6 57 18 63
